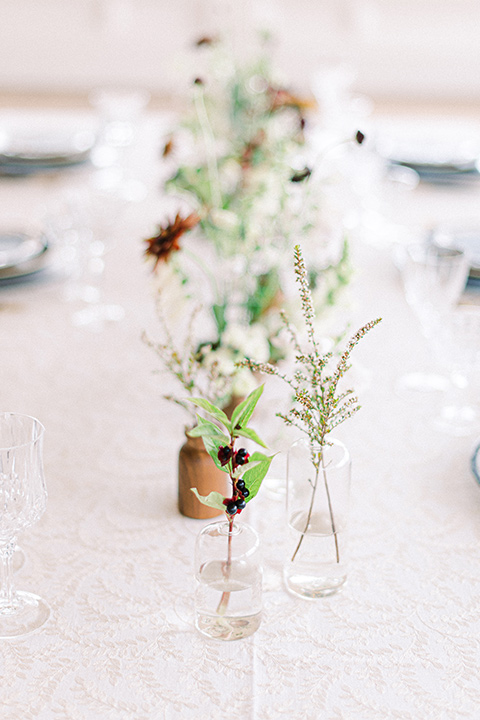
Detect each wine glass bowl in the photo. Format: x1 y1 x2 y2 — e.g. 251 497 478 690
434 306 480 436
402 244 469 331
0 413 50 638
397 241 470 394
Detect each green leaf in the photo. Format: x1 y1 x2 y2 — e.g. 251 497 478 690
187 417 229 444
242 451 275 502
190 488 226 511
188 416 230 471
213 302 227 336
231 460 262 479
188 398 231 431
245 270 281 324
230 384 264 430
235 426 268 448
201 434 228 471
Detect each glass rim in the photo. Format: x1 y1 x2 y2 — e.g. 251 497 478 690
0 412 45 451
200 520 260 556
290 436 350 468
406 242 469 263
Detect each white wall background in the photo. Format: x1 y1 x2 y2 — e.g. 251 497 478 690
1 0 479 103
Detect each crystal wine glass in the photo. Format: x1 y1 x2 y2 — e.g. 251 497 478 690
70 190 125 331
0 413 50 637
434 306 480 436
397 242 470 394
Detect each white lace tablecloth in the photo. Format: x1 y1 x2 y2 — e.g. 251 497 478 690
1 110 480 720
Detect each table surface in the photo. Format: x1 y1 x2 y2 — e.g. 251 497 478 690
1 108 480 720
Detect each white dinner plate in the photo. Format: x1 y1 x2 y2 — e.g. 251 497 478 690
0 231 49 280
471 442 480 486
372 117 480 180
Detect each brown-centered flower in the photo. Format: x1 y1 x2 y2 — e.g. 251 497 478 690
144 212 200 269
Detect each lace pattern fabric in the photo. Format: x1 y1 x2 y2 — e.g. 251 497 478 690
0 111 480 720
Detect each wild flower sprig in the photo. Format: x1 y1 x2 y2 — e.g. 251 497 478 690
293 245 318 354
142 292 233 422
240 246 381 464
238 245 381 564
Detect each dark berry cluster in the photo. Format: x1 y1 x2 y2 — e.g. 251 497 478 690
217 446 250 469
217 445 233 466
223 478 250 516
218 445 251 516
235 448 250 465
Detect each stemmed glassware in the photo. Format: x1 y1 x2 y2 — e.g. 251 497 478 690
397 242 470 394
69 190 125 331
0 413 50 637
434 306 480 436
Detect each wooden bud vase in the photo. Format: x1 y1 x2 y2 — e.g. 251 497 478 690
178 434 229 519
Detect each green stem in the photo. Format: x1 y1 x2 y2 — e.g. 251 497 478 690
216 515 234 615
291 463 319 562
322 452 340 563
194 87 222 209
291 444 340 564
217 440 236 616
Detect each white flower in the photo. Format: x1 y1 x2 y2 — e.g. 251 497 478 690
232 368 258 397
210 208 240 231
222 323 271 363
219 159 242 194
202 346 236 377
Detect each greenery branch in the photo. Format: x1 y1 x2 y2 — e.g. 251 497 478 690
187 384 273 615
238 244 381 564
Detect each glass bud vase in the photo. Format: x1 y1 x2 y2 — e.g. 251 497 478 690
284 438 351 598
194 520 262 641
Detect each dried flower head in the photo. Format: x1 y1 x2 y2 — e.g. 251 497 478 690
290 167 312 183
355 130 365 145
195 36 217 47
144 212 200 269
240 130 266 169
267 86 315 113
162 136 174 158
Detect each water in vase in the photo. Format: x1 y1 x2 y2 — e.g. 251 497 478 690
284 510 348 598
195 558 262 640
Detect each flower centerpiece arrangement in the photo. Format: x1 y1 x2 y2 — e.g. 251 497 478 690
187 384 273 640
144 35 354 410
240 245 381 597
142 36 363 519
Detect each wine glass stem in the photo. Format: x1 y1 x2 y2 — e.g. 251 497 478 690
0 539 16 607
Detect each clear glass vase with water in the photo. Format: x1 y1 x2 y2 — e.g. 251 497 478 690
194 520 262 640
284 438 351 598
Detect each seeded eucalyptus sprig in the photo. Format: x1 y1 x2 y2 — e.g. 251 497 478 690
238 245 381 564
187 384 273 518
